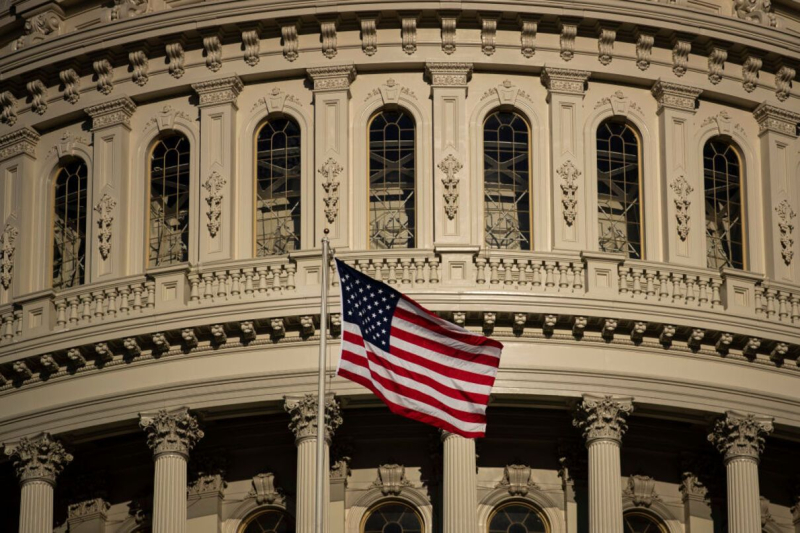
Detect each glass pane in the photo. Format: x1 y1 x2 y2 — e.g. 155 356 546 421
241 509 294 533
704 140 744 269
623 512 666 533
149 134 191 267
362 503 423 533
256 117 302 256
369 110 416 249
596 121 642 259
488 504 547 533
484 111 532 250
52 160 88 290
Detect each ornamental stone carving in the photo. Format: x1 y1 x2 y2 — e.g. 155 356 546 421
708 411 773 462
281 23 299 62
319 157 343 224
557 160 580 226
598 29 616 66
85 96 137 130
307 64 357 91
541 68 590 96
425 62 473 87
361 17 378 56
480 16 497 56
109 0 152 21
192 76 244 107
670 175 693 241
27 80 47 115
624 474 660 507
139 407 204 457
60 68 81 104
15 9 63 50
203 171 226 238
365 78 417 104
129 50 149 86
4 433 73 484
320 19 339 59
679 471 709 503
94 193 117 260
373 464 413 495
775 66 795 102
440 15 457 55
166 42 185 78
438 154 462 219
518 18 537 58
284 394 342 443
497 464 537 496
188 453 227 495
776 199 796 265
0 127 39 162
68 498 110 521
636 34 654 71
242 30 260 66
743 56 762 92
734 0 777 27
753 103 800 137
672 41 691 77
573 394 634 444
402 16 417 55
93 59 114 95
560 24 577 61
249 472 285 504
0 91 18 126
203 35 222 72
708 48 727 85
651 80 702 112
0 223 19 289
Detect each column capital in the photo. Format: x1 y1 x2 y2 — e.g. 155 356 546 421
3 432 73 485
708 411 773 463
191 75 244 108
572 394 634 445
306 64 357 92
0 126 39 162
541 67 590 97
425 62 473 88
67 497 110 523
85 96 137 130
651 79 702 113
284 393 342 444
139 407 204 458
753 102 800 137
679 471 709 504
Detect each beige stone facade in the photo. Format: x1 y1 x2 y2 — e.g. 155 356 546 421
0 0 800 531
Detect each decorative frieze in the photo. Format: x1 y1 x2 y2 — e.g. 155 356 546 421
203 171 226 237
624 474 660 507
192 76 243 107
401 15 417 55
734 0 777 27
602 318 618 340
109 0 151 21
139 407 204 457
307 64 357 91
518 17 537 58
166 42 185 78
0 91 17 126
284 394 342 443
27 80 47 115
573 394 634 444
129 51 149 86
13 361 32 380
440 14 457 55
210 324 226 344
598 29 616 66
753 102 800 137
181 328 198 348
709 412 774 464
319 157 343 224
123 337 141 357
240 320 256 342
0 127 39 161
249 472 285 505
15 9 63 50
39 354 58 374
67 348 86 369
497 464 537 496
4 433 73 484
560 24 577 61
557 160 580 226
93 59 114 95
425 62 472 88
708 48 727 85
0 227 19 282
776 199 796 265
480 15 498 56
85 96 136 130
541 68 590 96
775 66 795 102
59 68 81 104
373 464 412 495
360 17 378 56
438 154 462 220
94 193 117 260
670 175 694 241
743 56 762 92
651 80 702 112
320 19 339 59
672 41 691 77
635 34 654 71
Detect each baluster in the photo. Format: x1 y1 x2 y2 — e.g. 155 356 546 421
778 292 789 321
531 263 542 288
354 261 364 273
710 278 722 309
271 266 282 291
672 274 683 304
766 289 777 319
544 262 556 288
685 276 696 304
401 259 412 284
244 270 255 295
387 259 398 284
489 258 501 284
55 299 67 327
105 288 118 317
145 280 156 309
504 261 515 285
631 269 642 296
517 261 529 287
558 264 569 290
573 263 584 292
93 291 105 318
119 286 131 314
286 263 296 290
475 257 487 284
658 273 670 300
80 294 92 321
430 259 440 283
230 271 241 296
618 266 629 295
415 260 425 284
330 263 339 288
13 309 22 337
216 272 228 297
698 278 709 307
790 295 800 323
188 274 200 301
204 273 214 299
68 297 80 324
644 272 655 299
256 267 268 294
1 315 10 339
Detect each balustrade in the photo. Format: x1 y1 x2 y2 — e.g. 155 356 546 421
617 263 723 310
335 251 441 287
474 253 585 293
52 277 153 329
187 258 296 302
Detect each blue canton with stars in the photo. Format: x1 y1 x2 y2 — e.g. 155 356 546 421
336 259 401 351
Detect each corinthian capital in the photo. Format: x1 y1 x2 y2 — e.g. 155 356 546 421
139 407 203 458
284 394 342 444
708 411 773 462
4 432 73 485
573 394 634 444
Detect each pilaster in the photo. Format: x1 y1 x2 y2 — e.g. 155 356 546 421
67 498 110 533
307 64 355 250
753 103 800 284
651 80 704 267
187 454 227 533
541 67 590 251
679 469 713 533
85 96 135 282
425 62 473 246
0 127 39 302
441 430 477 533
192 76 242 263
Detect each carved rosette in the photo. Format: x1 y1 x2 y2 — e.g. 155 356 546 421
557 161 580 226
0 223 19 289
573 395 634 445
438 154 462 219
708 412 773 462
776 199 796 265
319 158 343 224
670 175 694 241
139 407 204 458
284 394 342 444
4 433 73 485
203 171 226 237
94 193 117 259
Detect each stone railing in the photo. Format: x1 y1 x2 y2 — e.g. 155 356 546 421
187 256 296 302
52 276 154 329
335 249 441 287
617 261 723 311
756 282 800 324
474 252 584 293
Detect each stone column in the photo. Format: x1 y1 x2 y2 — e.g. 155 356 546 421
573 394 634 533
541 67 591 252
679 469 713 533
708 411 773 533
139 407 204 533
441 430 477 533
191 76 243 263
753 103 800 284
651 80 704 268
84 96 136 282
285 394 342 533
306 65 356 250
3 432 73 533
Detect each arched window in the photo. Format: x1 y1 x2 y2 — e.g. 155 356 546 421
623 511 667 533
368 109 416 249
483 110 532 250
52 159 88 290
256 116 301 256
704 139 744 270
149 133 190 267
238 508 294 533
488 502 548 533
362 501 423 533
596 120 643 259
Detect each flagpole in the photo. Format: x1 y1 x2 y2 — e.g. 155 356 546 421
315 230 330 533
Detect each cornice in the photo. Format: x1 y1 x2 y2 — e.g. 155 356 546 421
84 96 136 130
651 79 703 112
306 64 356 91
191 76 244 108
753 102 800 137
425 62 473 87
541 67 591 96
0 126 39 161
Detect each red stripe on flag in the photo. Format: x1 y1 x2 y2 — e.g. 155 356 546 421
390 326 501 368
394 304 503 351
398 297 504 350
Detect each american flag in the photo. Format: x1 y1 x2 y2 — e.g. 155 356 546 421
335 259 503 438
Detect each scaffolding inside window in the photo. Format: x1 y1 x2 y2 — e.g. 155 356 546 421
52 159 88 290
149 134 190 267
704 140 744 270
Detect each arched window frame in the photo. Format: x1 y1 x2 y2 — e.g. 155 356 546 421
622 509 669 533
481 108 534 251
477 488 564 532
50 156 91 291
360 500 425 533
622 499 681 533
345 485 433 533
237 506 295 533
486 500 550 533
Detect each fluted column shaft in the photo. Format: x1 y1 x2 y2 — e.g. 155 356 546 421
442 431 477 533
152 452 189 533
19 480 54 533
